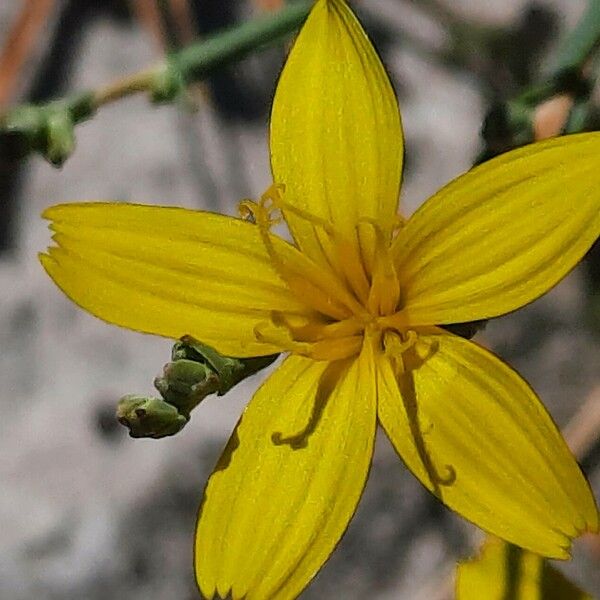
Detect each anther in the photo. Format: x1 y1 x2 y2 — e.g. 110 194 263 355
383 329 418 377
238 199 258 222
384 329 417 356
239 188 284 229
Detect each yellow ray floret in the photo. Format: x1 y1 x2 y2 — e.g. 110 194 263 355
270 0 403 266
377 331 598 558
392 132 600 326
40 202 310 357
456 536 593 599
196 345 376 600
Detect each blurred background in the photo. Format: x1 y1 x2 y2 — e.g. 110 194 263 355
1 0 599 598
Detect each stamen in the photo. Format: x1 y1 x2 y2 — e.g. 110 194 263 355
269 312 364 360
306 336 363 361
254 320 312 355
333 235 371 305
359 219 401 316
264 185 380 315
357 220 376 276
238 185 370 320
271 196 335 236
378 311 409 330
239 195 350 320
255 315 363 361
266 188 372 307
271 311 364 343
383 329 418 377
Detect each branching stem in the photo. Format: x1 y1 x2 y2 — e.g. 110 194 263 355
0 1 311 164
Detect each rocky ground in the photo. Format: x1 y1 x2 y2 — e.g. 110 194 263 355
1 1 598 598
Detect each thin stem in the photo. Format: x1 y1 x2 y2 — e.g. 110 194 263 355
92 66 159 106
175 1 310 78
87 0 311 110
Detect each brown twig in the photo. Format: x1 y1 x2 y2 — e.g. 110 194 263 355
167 0 196 45
254 0 286 10
0 0 57 107
563 385 600 458
127 0 166 53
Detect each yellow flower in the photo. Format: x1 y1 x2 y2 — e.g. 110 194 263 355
40 0 599 598
456 536 593 600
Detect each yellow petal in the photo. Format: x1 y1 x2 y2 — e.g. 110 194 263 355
270 0 403 264
377 330 598 557
40 202 309 357
393 133 600 325
195 345 377 600
456 536 593 600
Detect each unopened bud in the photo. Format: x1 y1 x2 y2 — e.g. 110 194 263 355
154 359 219 415
116 394 188 439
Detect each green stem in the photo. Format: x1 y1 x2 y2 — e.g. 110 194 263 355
0 1 312 165
176 1 311 79
554 0 600 72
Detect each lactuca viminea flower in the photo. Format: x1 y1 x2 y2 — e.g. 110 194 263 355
40 0 599 597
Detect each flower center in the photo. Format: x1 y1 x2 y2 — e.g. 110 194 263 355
239 185 409 361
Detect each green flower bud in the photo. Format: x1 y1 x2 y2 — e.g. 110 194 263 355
115 337 279 440
43 108 76 167
154 359 220 415
116 394 188 439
